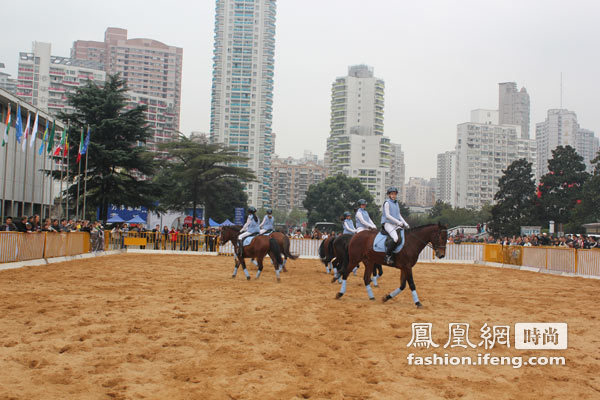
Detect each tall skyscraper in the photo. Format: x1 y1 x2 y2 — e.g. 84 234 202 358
270 155 326 211
72 28 183 151
17 42 105 114
436 150 456 205
390 143 405 198
325 65 392 205
536 109 598 178
499 82 530 139
455 117 536 209
209 0 277 208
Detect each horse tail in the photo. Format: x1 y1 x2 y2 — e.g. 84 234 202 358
282 235 299 260
269 238 283 267
337 235 351 276
327 236 335 259
318 240 326 263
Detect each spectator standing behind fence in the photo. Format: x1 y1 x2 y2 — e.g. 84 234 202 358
1 217 18 231
169 228 178 250
190 225 201 251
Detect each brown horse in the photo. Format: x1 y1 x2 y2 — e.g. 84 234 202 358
318 236 337 274
269 231 298 271
336 223 447 307
220 226 284 281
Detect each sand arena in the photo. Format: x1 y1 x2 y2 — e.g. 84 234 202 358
1 254 599 399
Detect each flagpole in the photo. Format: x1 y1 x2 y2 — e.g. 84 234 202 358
1 106 9 223
10 103 20 217
22 112 30 216
41 142 47 220
83 147 89 220
48 152 54 219
66 143 70 220
30 113 39 217
76 154 81 219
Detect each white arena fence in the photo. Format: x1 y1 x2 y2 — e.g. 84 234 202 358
2 232 598 278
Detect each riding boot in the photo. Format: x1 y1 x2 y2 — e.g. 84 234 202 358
384 236 396 265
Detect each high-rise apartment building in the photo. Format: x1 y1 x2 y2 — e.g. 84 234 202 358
536 109 598 178
270 155 326 211
499 82 530 139
436 150 456 205
403 177 436 207
72 28 183 151
325 65 393 205
0 64 17 94
390 143 405 198
209 0 277 208
455 120 536 209
17 42 105 115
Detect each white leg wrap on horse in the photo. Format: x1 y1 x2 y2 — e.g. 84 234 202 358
233 267 238 276
352 266 358 275
366 284 374 299
412 290 420 303
243 268 250 278
333 267 338 277
390 287 402 298
255 270 261 279
252 259 258 266
340 280 347 294
372 275 378 286
326 265 330 273
276 269 280 279
283 259 287 267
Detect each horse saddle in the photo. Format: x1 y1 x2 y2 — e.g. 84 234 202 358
243 233 259 246
261 229 273 235
373 229 405 254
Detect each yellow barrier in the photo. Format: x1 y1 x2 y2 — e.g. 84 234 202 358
484 244 503 263
105 231 220 252
577 249 600 276
0 232 90 262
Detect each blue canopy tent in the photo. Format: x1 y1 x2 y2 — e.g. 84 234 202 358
107 215 125 223
127 215 147 224
208 218 221 227
221 219 234 226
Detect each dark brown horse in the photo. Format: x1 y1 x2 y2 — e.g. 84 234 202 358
318 235 337 274
269 231 298 271
336 223 447 307
330 233 383 286
220 226 284 282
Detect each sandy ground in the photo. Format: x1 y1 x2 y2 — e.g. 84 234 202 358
0 254 599 400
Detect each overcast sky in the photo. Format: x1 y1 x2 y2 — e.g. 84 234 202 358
2 0 599 179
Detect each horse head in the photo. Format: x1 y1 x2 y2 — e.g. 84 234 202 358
432 223 448 259
220 225 241 245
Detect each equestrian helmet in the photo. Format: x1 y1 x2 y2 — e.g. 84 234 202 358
386 187 399 194
266 209 273 214
357 199 367 205
247 206 257 213
343 211 352 217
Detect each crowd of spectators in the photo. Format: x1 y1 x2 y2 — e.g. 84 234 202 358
108 223 220 252
449 232 600 249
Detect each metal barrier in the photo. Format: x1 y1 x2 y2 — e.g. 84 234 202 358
0 231 90 262
2 231 600 278
105 231 220 253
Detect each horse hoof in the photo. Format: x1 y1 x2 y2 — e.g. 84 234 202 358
336 292 344 299
277 278 281 283
415 302 423 308
383 294 392 303
283 267 288 273
373 283 378 288
246 276 251 281
231 275 236 279
369 297 375 301
331 277 338 284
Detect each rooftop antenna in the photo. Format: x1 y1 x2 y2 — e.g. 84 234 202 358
560 72 563 109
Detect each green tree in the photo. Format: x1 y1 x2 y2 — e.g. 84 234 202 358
203 178 249 223
572 151 600 230
429 200 452 219
488 159 536 236
57 74 158 221
286 208 307 227
303 174 378 228
155 136 255 223
537 146 589 229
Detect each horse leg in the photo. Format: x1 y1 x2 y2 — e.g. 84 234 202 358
383 268 407 303
363 261 376 300
372 264 383 287
231 257 240 278
255 254 265 280
240 257 250 280
352 264 359 275
406 269 422 308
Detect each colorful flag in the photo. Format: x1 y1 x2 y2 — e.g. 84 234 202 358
63 130 69 157
22 111 31 152
15 104 23 144
76 128 84 163
53 127 67 156
1 103 10 146
39 120 49 155
30 112 38 148
46 121 55 154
